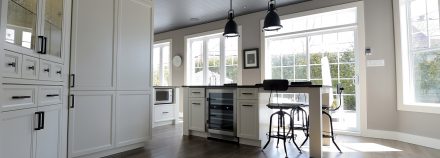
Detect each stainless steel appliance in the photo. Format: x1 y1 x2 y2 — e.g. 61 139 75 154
154 88 174 104
206 89 237 141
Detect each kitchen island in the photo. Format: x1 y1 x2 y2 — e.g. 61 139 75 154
181 84 332 158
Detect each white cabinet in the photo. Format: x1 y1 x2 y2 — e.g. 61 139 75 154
154 104 175 123
0 104 61 158
70 0 116 91
116 0 152 91
188 98 205 132
1 84 38 112
116 92 151 147
22 55 39 80
68 91 115 157
237 100 259 139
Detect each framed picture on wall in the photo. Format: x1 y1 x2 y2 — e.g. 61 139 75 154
243 48 259 69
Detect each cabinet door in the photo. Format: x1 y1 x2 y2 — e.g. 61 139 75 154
116 0 152 90
237 100 259 139
115 91 151 147
0 108 37 158
40 0 64 63
70 0 115 91
68 91 114 157
36 104 61 158
3 0 39 56
189 98 205 132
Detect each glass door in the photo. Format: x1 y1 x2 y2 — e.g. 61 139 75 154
206 89 236 136
5 0 39 55
42 0 63 62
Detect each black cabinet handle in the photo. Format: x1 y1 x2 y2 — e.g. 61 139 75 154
46 94 59 97
70 95 75 109
34 112 42 130
162 112 169 114
192 92 201 94
242 104 253 107
37 36 44 54
192 103 201 105
42 36 47 54
43 68 50 72
242 93 253 95
27 66 35 70
7 62 16 67
40 112 45 130
70 74 75 88
12 96 31 99
56 70 62 74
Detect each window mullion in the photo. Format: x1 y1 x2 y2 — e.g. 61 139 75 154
306 36 311 81
203 39 208 85
159 46 164 86
220 37 226 84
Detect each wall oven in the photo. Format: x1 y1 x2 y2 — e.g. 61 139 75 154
206 89 236 140
154 88 174 104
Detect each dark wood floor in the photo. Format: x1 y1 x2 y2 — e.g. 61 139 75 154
107 124 440 158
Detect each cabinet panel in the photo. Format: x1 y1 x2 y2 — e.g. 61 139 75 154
3 50 22 78
38 86 62 106
52 63 63 81
68 91 114 157
39 59 52 80
0 108 37 158
36 104 61 158
189 98 205 132
154 104 174 122
189 88 205 98
237 100 259 139
22 55 39 79
237 88 258 100
70 0 115 90
116 92 150 147
117 0 152 90
1 84 37 111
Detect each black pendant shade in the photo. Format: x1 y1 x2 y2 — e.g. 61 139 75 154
223 11 239 37
263 0 283 31
223 0 239 37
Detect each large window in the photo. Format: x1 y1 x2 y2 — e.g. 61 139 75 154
186 31 239 85
153 41 171 86
395 0 440 111
264 5 362 131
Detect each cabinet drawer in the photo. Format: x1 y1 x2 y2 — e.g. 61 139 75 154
154 105 174 122
3 51 22 78
189 88 205 98
38 86 63 106
237 88 258 100
39 60 52 81
1 85 37 111
52 63 63 81
22 55 39 80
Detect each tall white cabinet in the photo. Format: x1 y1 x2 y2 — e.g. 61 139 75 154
0 0 70 157
69 0 153 157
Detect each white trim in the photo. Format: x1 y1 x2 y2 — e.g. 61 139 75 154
393 0 440 114
364 129 440 150
184 27 243 85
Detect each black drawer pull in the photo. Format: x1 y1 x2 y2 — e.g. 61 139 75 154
192 103 201 105
242 93 253 95
242 104 253 107
46 94 59 97
192 92 201 94
27 66 35 70
12 96 31 99
56 70 62 74
7 62 16 67
162 112 169 114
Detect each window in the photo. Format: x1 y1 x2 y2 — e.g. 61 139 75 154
153 41 171 86
264 5 362 131
395 0 440 112
186 31 239 85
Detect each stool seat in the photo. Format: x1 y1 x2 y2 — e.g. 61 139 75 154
266 103 305 109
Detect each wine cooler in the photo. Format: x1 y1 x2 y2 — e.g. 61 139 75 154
206 89 236 139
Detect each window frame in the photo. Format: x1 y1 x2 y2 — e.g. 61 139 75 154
184 28 242 85
394 0 440 114
153 39 172 86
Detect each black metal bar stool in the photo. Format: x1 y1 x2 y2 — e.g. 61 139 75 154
261 80 303 158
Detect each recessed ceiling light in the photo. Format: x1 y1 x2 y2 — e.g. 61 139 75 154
190 18 200 21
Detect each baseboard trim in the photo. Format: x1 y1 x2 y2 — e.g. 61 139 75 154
363 129 440 150
73 143 145 158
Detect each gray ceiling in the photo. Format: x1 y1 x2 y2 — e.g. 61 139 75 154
154 0 309 34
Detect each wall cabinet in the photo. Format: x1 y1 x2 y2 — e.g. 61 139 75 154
0 104 61 158
237 100 259 139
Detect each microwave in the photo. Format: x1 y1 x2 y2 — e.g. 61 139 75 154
154 88 174 104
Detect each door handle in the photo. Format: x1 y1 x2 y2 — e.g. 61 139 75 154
37 36 44 54
40 112 45 130
70 95 75 109
34 112 42 130
42 36 47 54
70 74 75 88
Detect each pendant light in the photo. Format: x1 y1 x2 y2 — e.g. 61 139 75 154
263 0 283 31
223 0 240 37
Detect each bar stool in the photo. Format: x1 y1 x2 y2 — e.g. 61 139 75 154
261 80 303 158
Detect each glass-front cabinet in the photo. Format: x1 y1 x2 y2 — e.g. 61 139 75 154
3 0 64 63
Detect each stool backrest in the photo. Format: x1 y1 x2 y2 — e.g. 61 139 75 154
263 79 289 91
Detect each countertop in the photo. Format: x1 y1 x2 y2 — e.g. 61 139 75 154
181 84 329 88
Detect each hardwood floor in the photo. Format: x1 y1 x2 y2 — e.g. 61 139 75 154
107 124 440 158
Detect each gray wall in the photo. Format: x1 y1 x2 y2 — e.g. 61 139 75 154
155 0 440 139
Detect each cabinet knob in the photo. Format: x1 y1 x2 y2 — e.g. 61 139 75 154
27 66 35 70
56 70 62 74
43 68 50 72
7 62 16 67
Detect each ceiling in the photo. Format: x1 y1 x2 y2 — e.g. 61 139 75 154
154 0 309 34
